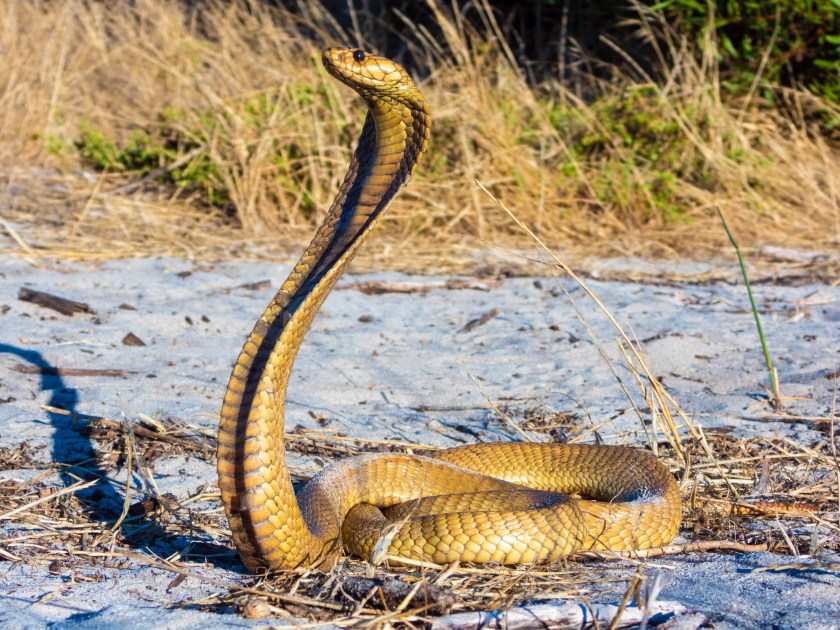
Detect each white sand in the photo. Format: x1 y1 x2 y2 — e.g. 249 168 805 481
0 254 838 628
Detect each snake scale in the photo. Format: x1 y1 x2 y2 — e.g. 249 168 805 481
217 47 681 572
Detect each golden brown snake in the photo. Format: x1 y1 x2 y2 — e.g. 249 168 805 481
217 47 681 572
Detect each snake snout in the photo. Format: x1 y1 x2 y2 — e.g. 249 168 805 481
321 46 347 68
322 47 370 78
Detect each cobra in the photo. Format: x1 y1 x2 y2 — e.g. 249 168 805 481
216 47 681 571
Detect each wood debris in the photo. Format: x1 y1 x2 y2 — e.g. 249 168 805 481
345 278 503 295
18 287 96 316
459 307 500 333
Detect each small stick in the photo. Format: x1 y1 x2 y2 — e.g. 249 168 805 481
18 287 96 316
345 278 501 295
15 365 134 377
774 521 798 556
458 307 500 333
338 576 455 615
829 382 839 513
579 540 770 560
0 546 22 562
608 564 644 630
41 406 216 453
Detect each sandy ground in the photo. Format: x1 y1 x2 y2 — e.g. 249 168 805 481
0 253 838 629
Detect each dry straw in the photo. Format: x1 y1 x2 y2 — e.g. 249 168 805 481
0 0 837 269
0 393 835 625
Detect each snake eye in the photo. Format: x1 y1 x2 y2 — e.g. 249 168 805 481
352 49 365 63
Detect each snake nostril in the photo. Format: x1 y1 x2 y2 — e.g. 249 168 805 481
353 49 365 63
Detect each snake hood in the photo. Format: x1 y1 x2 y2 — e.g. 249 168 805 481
285 47 432 305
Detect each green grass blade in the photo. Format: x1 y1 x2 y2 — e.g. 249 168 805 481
717 207 781 410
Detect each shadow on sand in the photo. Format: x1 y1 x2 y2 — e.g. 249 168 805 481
0 342 237 569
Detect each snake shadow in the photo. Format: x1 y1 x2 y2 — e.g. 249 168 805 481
0 342 232 565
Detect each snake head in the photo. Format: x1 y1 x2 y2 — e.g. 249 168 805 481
322 47 429 114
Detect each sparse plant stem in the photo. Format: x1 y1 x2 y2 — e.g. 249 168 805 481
717 207 782 411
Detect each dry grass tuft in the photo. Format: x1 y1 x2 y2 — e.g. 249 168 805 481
0 0 837 269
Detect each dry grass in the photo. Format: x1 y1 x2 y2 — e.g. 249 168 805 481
0 0 838 271
1 403 836 624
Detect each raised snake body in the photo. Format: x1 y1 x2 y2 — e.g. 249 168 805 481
217 47 681 572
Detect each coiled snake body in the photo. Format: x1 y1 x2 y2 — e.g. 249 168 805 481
217 47 681 572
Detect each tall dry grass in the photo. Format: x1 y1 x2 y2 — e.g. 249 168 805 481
0 0 838 267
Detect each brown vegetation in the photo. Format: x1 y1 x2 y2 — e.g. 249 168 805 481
0 0 838 269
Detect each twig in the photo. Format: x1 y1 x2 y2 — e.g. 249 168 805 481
41 406 216 454
458 307 500 333
774 521 798 556
579 540 770 560
0 547 23 562
344 278 502 295
17 365 135 377
337 576 455 615
608 564 643 630
640 573 664 630
17 287 96 316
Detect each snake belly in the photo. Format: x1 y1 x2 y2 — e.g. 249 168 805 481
216 47 681 572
